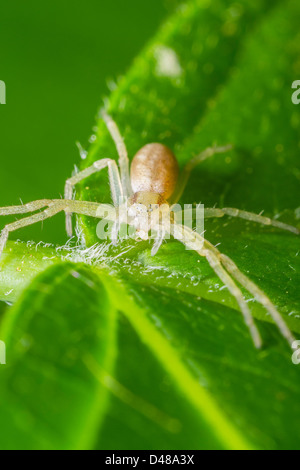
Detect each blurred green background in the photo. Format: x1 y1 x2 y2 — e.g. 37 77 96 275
0 0 170 245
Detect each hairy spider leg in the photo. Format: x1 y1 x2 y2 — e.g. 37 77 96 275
169 222 295 349
0 199 53 216
204 207 299 235
175 207 299 235
100 109 132 197
219 253 296 346
171 145 232 205
111 218 121 246
151 227 166 256
64 158 123 237
169 223 262 347
0 203 64 259
0 200 117 260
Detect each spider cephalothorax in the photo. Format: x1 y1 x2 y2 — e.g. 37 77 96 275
0 109 299 350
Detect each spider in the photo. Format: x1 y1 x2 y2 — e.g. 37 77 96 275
0 109 299 349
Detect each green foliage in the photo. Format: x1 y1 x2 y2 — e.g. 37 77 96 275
0 0 300 450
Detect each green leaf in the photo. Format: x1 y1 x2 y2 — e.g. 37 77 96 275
1 0 300 450
1 254 300 449
0 262 256 450
0 264 117 450
78 0 300 449
73 0 300 336
77 0 300 332
0 242 60 303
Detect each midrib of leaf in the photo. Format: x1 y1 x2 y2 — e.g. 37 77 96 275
76 312 117 451
100 271 255 450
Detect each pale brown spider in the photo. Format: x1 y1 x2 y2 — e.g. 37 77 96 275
0 110 299 349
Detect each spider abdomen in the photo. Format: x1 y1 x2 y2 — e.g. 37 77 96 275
130 143 179 200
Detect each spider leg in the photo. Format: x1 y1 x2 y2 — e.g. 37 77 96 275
171 144 232 204
64 158 122 237
170 222 295 349
0 200 117 260
100 109 132 197
219 253 296 346
0 199 53 216
204 247 262 348
151 227 165 256
0 203 64 260
62 200 118 244
111 219 121 246
170 223 262 348
204 207 299 235
61 200 117 219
